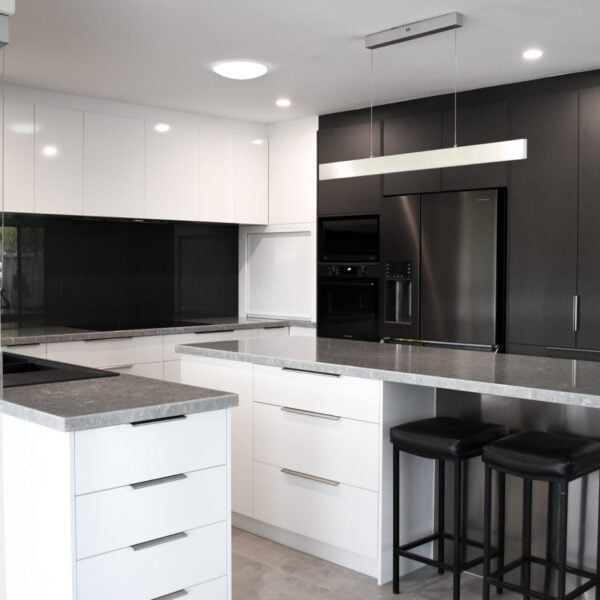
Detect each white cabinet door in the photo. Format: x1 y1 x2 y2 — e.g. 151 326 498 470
84 112 144 218
145 122 199 221
180 356 253 517
110 361 164 380
1 343 46 358
4 100 35 213
268 130 316 224
233 134 268 224
198 129 235 223
35 105 83 215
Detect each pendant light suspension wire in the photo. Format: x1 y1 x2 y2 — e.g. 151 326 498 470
369 49 374 158
453 27 458 147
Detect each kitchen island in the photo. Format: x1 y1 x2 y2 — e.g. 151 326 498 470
1 371 238 600
177 336 600 586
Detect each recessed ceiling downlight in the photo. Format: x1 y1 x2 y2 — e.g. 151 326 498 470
154 123 171 133
212 60 269 80
523 48 543 60
276 98 291 108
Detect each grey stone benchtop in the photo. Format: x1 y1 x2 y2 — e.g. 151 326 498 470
1 317 314 345
177 336 600 409
1 373 238 432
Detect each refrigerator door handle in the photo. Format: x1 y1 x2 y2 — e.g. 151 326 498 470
573 294 579 332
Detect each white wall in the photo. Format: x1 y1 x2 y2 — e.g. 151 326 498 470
239 117 318 322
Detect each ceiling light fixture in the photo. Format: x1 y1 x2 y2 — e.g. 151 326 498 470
251 139 264 145
523 48 543 60
154 123 171 133
276 98 291 108
212 60 268 80
319 13 527 182
41 145 59 157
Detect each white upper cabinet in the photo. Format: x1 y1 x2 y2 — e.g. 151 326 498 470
83 113 144 218
233 134 268 224
3 100 35 213
267 118 317 225
35 105 84 215
144 122 199 221
198 129 235 223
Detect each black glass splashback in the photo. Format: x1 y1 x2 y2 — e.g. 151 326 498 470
1 214 238 330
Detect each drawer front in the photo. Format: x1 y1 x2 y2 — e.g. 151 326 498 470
259 326 289 337
254 364 381 423
164 328 265 361
75 410 226 495
110 361 164 380
254 402 379 490
46 335 163 367
253 462 378 558
163 360 181 383
77 522 227 600
76 466 227 559
186 577 228 599
2 343 46 358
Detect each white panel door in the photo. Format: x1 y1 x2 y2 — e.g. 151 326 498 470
84 112 144 218
268 130 316 224
233 134 268 224
198 128 235 223
145 122 199 221
4 100 35 213
35 105 83 215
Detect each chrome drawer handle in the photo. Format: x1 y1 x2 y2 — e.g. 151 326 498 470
281 406 341 421
102 364 134 370
282 367 340 377
130 473 187 490
281 468 339 487
151 589 188 600
131 415 187 427
195 329 235 334
131 531 187 552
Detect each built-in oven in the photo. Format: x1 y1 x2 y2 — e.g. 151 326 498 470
317 264 380 341
319 215 379 263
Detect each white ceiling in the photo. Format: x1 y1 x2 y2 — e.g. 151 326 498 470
6 0 600 123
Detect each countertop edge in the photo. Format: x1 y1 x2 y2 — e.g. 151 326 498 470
177 345 600 410
0 392 239 432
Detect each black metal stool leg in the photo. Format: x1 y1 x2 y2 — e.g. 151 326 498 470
393 445 400 594
522 478 533 600
483 464 492 600
497 471 506 595
557 479 568 600
437 459 445 574
453 459 462 600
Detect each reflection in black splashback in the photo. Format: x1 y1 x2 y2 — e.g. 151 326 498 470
1 214 238 330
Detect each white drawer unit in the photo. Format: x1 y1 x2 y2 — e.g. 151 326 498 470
186 577 228 599
254 363 381 423
108 361 164 380
46 335 163 368
253 461 379 559
75 410 226 495
76 466 227 559
254 401 379 490
2 343 47 358
77 522 228 600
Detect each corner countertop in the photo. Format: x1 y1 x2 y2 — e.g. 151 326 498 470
0 317 315 345
1 373 238 432
176 336 600 409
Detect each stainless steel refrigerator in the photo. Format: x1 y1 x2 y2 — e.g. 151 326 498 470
381 189 505 351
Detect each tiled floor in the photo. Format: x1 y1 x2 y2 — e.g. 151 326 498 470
232 528 518 599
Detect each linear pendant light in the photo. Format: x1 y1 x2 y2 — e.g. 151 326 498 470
318 13 527 182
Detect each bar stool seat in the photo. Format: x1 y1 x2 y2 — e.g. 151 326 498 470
482 431 600 600
482 430 600 480
390 416 510 460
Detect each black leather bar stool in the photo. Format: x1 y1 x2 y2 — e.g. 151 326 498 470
482 431 600 600
390 416 510 599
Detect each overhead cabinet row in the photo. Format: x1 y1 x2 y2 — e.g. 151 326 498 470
317 99 509 215
4 101 268 223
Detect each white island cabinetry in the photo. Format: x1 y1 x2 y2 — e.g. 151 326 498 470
1 409 233 600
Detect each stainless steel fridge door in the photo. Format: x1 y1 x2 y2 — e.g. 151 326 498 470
420 189 500 347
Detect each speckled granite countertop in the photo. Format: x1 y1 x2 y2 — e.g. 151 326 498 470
1 373 238 432
177 336 600 409
1 317 315 345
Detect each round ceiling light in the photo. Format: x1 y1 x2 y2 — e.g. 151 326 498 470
212 60 269 80
523 48 543 60
276 98 292 108
154 123 171 133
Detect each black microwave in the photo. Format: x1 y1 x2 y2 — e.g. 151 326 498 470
319 215 379 263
